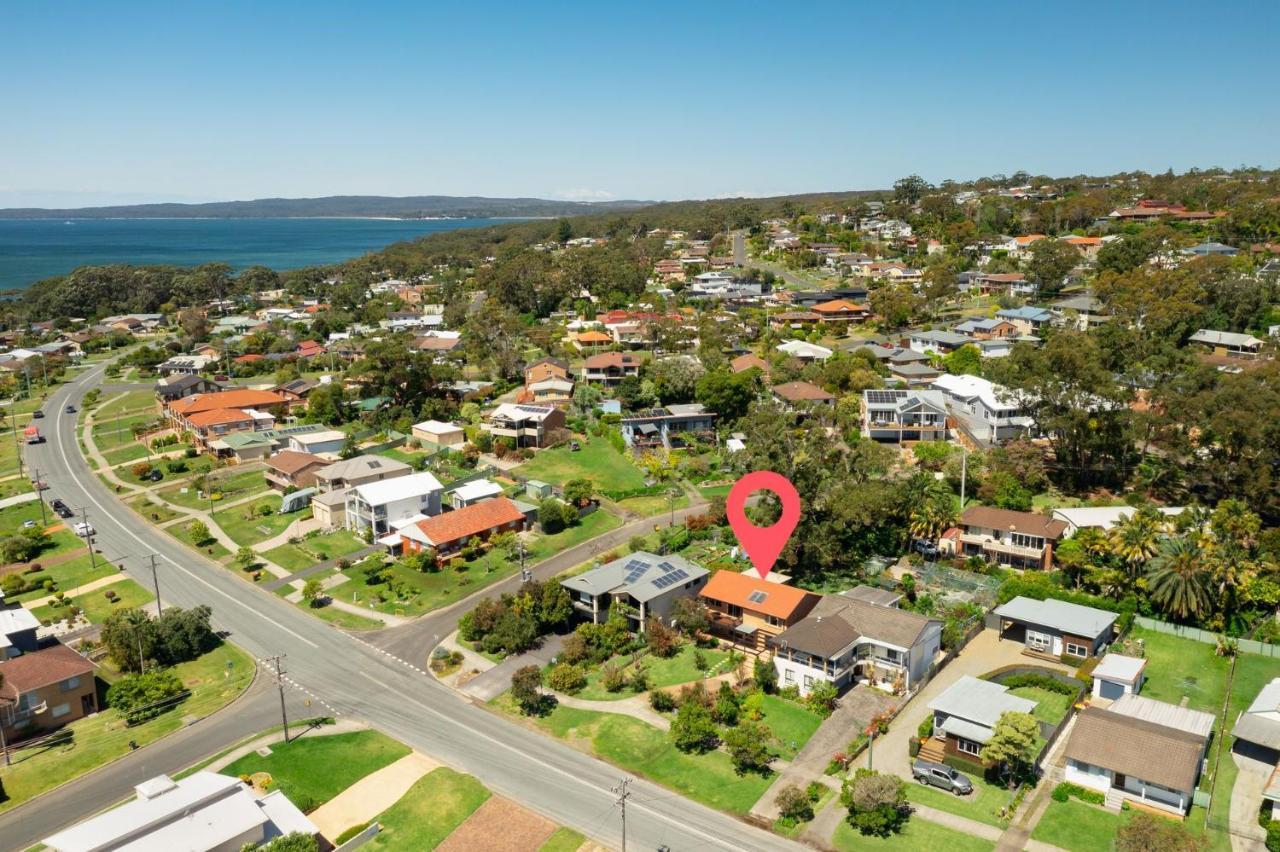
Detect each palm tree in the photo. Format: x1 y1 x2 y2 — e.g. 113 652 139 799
1146 537 1212 622
1073 527 1110 562
1109 508 1162 579
908 484 957 544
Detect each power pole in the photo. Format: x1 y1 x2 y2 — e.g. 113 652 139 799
611 778 632 852
269 655 291 743
31 466 47 527
81 508 98 572
147 554 162 613
959 446 967 510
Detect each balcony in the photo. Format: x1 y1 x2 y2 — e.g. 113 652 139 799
960 532 1045 559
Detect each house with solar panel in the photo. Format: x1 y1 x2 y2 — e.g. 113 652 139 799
560 552 710 633
861 388 951 443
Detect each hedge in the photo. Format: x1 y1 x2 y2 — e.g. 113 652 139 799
996 673 1078 696
1051 782 1105 805
942 753 987 778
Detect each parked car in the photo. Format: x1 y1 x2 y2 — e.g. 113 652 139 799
911 538 940 559
21 519 36 529
912 760 973 795
50 498 73 518
32 409 43 419
73 521 95 537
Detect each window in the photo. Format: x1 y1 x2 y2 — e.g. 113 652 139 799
803 675 814 688
784 669 795 683
61 676 80 691
51 703 70 718
1026 630 1052 653
765 615 783 627
1065 642 1088 658
957 738 981 756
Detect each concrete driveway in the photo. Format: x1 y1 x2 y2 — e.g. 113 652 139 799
1229 741 1273 852
874 629 1071 779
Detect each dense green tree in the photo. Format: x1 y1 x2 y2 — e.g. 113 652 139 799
841 770 909 837
1146 536 1212 621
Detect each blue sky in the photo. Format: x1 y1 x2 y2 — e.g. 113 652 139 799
4 0 1278 207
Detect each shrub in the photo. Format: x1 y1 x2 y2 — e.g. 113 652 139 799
334 824 370 846
806 681 839 717
841 769 909 838
649 690 676 712
600 663 627 693
996 672 1077 695
131 462 152 479
646 618 680 658
1051 782 1105 805
917 716 934 739
723 719 774 774
546 663 587 694
776 784 813 822
106 667 187 724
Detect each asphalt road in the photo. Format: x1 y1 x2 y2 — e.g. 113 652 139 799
2 363 797 852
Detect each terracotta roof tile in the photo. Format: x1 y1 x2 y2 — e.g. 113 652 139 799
409 497 526 546
700 571 819 620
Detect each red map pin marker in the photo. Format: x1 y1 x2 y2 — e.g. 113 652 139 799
726 470 800 580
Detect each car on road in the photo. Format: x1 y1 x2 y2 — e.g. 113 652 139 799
49 498 72 517
32 409 43 419
912 759 973 795
73 521 95 537
64 404 76 414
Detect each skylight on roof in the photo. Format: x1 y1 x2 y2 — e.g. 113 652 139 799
747 590 768 603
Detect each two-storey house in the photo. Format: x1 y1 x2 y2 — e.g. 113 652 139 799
861 389 950 443
770 589 941 696
957 506 1066 570
620 404 716 450
561 552 710 633
345 471 444 537
581 352 641 385
481 403 566 449
700 571 820 653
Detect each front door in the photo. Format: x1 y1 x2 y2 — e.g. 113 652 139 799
1114 773 1126 789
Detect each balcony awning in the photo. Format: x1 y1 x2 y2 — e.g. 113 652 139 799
733 623 757 636
939 715 992 745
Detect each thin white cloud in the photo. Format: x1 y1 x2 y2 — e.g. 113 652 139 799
553 188 617 201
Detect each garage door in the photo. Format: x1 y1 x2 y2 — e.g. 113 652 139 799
1098 679 1125 700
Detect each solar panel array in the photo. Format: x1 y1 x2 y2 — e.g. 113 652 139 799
623 559 650 584
651 567 689 590
865 390 905 405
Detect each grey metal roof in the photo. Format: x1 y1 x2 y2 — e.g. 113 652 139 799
993 596 1116 638
1232 678 1280 750
1188 329 1263 348
928 676 1037 728
1109 694 1215 739
939 715 997 745
560 552 707 604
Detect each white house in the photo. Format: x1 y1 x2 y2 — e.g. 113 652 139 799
450 478 504 509
931 373 1034 445
345 471 444 536
1064 700 1213 815
776 340 832 362
287 429 347 457
1050 506 1186 536
43 772 317 852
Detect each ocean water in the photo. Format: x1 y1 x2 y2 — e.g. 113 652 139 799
0 217 516 290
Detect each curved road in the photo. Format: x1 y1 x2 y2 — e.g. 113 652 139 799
2 362 794 852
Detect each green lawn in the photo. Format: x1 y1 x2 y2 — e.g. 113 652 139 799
833 816 994 852
223 729 411 812
30 577 154 625
95 390 156 418
299 599 386 630
759 695 823 760
158 468 268 510
328 510 621 618
0 642 254 814
538 827 585 852
0 498 53 534
514 440 647 493
1029 798 1124 851
91 412 156 449
615 492 689 518
523 702 774 814
1205 650 1277 848
263 531 368 573
101 442 152 467
1007 685 1073 726
904 773 1015 828
167 519 232 562
574 643 733 701
1125 626 1231 715
11 552 115 603
217 506 310 548
366 767 490 850
128 494 183 525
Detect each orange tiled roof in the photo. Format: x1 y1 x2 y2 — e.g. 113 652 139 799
171 389 289 416
700 571 819 620
576 331 613 344
185 408 254 428
410 497 525 546
811 299 870 314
